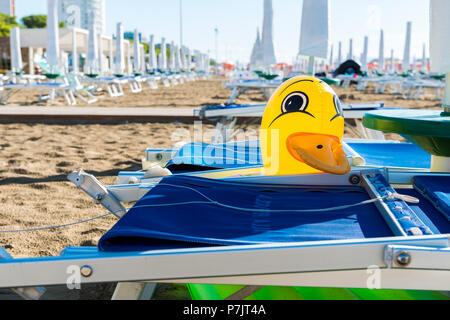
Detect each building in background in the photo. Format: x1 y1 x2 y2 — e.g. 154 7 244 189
0 0 15 16
59 0 105 33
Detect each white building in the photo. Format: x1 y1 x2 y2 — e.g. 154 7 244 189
59 0 106 34
0 0 15 16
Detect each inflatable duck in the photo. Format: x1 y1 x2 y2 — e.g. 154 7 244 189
261 75 351 176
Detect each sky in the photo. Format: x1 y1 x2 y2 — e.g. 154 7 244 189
14 0 431 64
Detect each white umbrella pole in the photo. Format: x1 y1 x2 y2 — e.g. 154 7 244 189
47 0 60 75
115 22 125 75
361 36 368 72
149 35 156 72
379 30 385 72
402 21 412 72
87 11 99 75
10 27 22 74
348 39 353 60
329 44 333 70
337 41 342 66
422 43 427 72
161 37 167 72
133 29 140 74
72 28 79 74
390 49 395 73
99 34 104 75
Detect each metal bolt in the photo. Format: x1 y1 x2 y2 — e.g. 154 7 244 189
349 174 361 185
80 265 93 278
395 252 411 267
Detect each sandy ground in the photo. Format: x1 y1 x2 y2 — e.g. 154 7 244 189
3 77 444 109
0 77 444 299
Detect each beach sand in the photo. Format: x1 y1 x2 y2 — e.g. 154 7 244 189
0 77 444 299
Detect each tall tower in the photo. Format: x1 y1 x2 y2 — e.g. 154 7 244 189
59 0 106 34
0 0 15 16
261 0 276 67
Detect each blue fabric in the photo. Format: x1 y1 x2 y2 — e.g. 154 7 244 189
166 141 261 171
166 141 430 171
99 175 393 252
399 187 450 234
348 142 431 169
413 176 450 221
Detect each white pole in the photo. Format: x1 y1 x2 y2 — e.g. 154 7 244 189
379 29 385 72
329 44 333 70
133 29 141 74
47 0 60 75
402 21 412 72
337 41 342 66
10 27 22 73
422 43 427 72
87 11 99 75
179 0 183 47
115 22 125 75
348 39 353 60
361 36 368 72
148 35 157 72
72 28 79 74
161 37 167 72
390 49 395 73
126 41 132 75
98 34 104 75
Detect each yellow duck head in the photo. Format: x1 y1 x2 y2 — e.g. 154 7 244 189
261 75 350 176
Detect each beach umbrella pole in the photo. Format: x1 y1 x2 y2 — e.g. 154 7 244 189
308 56 315 76
444 73 450 114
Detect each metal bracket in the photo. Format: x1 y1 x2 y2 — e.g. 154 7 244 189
384 244 450 270
68 169 127 218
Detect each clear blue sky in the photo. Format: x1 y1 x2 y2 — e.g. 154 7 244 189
15 0 430 64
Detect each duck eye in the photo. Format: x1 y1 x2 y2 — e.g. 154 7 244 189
334 95 343 115
282 92 309 114
331 95 343 121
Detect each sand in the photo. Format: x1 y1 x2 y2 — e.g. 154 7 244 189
0 77 444 299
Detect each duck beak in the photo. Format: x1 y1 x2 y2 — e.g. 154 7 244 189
287 133 351 175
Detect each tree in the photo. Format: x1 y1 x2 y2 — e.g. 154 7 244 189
21 15 66 29
21 15 47 29
0 13 19 36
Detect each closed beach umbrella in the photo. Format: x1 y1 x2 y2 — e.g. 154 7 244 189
170 41 176 71
390 49 395 73
402 21 412 72
115 22 125 75
133 29 141 74
175 45 182 71
47 0 60 74
148 35 157 71
298 0 329 74
87 11 99 75
140 44 146 73
379 30 385 72
98 33 105 75
361 36 368 72
422 43 427 72
348 39 353 60
329 44 333 70
160 37 167 71
72 28 79 73
262 0 277 67
10 27 22 73
430 0 450 109
337 41 342 66
430 0 450 73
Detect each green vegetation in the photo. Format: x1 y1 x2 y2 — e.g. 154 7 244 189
21 15 66 29
0 13 19 36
